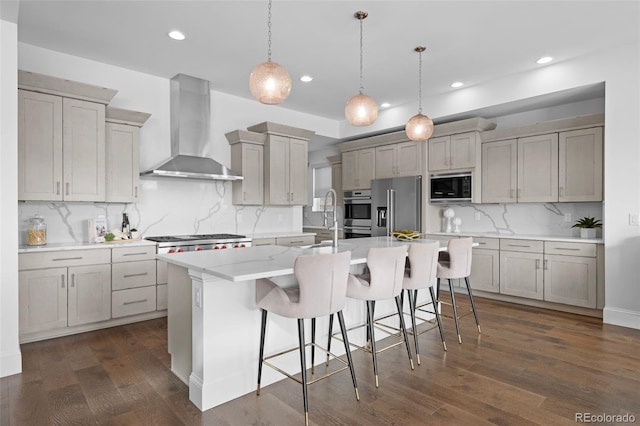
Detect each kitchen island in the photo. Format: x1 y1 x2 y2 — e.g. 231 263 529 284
158 236 446 411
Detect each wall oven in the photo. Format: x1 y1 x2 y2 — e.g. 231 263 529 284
343 190 372 238
429 171 473 203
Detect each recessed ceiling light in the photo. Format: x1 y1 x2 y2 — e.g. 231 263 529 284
300 75 313 82
380 102 391 108
168 30 186 41
450 82 464 88
536 56 553 64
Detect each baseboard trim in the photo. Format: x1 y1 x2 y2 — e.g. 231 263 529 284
0 351 22 378
603 307 640 330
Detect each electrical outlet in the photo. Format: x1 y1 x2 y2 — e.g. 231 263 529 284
564 213 572 223
195 288 202 308
630 213 639 226
474 212 481 221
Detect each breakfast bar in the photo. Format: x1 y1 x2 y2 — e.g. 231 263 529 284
157 236 447 411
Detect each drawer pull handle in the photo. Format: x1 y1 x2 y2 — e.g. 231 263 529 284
123 299 148 306
52 256 83 261
56 181 61 195
66 182 70 196
123 252 148 256
507 244 531 248
124 273 148 278
478 242 487 245
555 248 580 251
290 241 304 244
70 273 75 287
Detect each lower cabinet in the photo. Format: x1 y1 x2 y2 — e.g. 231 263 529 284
68 264 111 326
543 242 597 308
500 250 544 300
111 246 157 318
469 238 499 293
112 286 157 318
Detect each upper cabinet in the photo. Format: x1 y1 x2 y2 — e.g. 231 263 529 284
328 155 344 206
105 107 151 203
428 132 477 172
226 130 266 205
375 140 421 179
342 148 375 190
17 70 150 204
481 114 604 203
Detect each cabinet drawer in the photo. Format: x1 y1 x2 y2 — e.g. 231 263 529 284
500 239 543 253
275 235 315 247
112 259 156 290
424 234 458 242
544 241 596 257
253 238 276 246
111 245 156 262
157 284 168 310
472 237 499 250
19 249 111 270
112 286 156 318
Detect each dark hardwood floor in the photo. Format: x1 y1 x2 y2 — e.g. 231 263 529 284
2 295 639 425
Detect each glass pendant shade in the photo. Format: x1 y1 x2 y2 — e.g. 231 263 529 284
345 93 379 126
405 113 434 140
249 60 292 105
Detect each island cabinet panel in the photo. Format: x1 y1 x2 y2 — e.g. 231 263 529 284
559 127 603 202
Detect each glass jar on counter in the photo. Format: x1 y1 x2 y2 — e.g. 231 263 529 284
27 214 47 246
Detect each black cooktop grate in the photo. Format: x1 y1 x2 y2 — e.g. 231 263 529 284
145 234 246 243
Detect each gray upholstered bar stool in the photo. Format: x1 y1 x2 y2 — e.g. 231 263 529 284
436 237 481 344
256 251 359 426
330 245 414 388
403 242 447 364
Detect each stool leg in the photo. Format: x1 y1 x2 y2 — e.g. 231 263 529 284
464 277 482 333
398 290 405 330
448 279 462 344
337 310 360 401
395 295 415 370
297 319 309 426
429 286 447 351
257 309 268 395
407 290 421 365
311 318 316 375
326 313 334 366
366 300 379 388
436 277 441 306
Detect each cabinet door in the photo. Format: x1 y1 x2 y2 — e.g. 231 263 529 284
559 127 603 202
450 132 476 169
396 141 421 177
62 98 106 201
544 255 596 308
342 151 357 191
265 135 290 205
470 249 499 293
428 136 450 171
232 142 263 205
18 90 63 201
375 145 396 179
19 267 68 335
517 133 558 202
482 139 517 203
289 138 308 205
68 264 111 326
356 148 376 189
106 123 139 203
499 251 544 300
331 162 343 206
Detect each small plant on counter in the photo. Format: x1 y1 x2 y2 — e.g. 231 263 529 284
571 217 602 229
104 232 115 242
130 228 137 232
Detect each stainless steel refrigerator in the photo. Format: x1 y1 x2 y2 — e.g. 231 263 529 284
371 175 422 237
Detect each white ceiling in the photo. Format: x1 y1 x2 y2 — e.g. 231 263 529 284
9 1 638 126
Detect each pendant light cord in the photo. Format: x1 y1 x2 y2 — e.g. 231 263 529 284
359 17 364 94
267 0 272 62
418 49 423 113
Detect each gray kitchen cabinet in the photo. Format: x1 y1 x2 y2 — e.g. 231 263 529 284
105 107 150 203
428 132 477 172
263 134 308 205
328 155 343 206
375 141 422 179
19 267 68 335
481 139 517 203
111 246 157 318
342 148 376 190
469 238 500 293
499 239 544 300
227 130 265 205
517 133 558 202
67 264 112 326
543 241 597 308
558 127 603 202
275 235 315 247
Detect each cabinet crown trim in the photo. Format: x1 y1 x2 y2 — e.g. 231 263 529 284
18 70 118 105
106 107 151 127
246 122 315 140
225 130 267 145
480 113 604 143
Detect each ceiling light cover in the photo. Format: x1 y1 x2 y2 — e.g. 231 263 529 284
380 102 391 108
451 81 464 88
300 75 313 82
406 46 434 140
249 0 291 104
537 56 553 64
168 30 185 40
345 11 378 126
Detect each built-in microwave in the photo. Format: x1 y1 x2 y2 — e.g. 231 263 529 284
429 172 472 203
343 190 372 238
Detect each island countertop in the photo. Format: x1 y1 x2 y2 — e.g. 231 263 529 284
157 236 445 282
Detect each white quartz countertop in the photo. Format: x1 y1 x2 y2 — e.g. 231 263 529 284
428 231 603 244
157 236 446 282
250 231 317 239
18 239 157 253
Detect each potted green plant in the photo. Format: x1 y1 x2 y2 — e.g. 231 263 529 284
130 228 139 239
572 216 602 238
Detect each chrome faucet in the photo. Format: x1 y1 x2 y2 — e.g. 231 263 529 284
323 189 339 248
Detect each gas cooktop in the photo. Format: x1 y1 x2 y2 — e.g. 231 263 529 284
146 233 247 243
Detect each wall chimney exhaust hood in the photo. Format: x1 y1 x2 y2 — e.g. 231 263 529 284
140 74 243 181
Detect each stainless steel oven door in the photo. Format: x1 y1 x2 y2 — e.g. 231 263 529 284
344 189 372 224
344 225 371 239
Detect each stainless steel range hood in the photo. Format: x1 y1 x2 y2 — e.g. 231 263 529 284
140 74 243 180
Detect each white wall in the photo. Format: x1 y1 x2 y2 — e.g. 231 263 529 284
0 19 22 377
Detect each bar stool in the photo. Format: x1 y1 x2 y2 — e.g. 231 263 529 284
329 245 413 388
436 237 481 344
403 242 447 364
256 251 359 426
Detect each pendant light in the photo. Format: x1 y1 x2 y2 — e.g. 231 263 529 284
249 0 291 104
345 11 378 126
405 46 434 140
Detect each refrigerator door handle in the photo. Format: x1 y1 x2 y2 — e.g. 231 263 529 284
387 189 396 236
